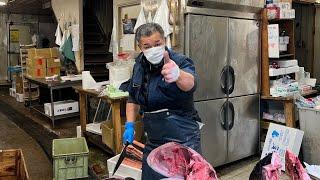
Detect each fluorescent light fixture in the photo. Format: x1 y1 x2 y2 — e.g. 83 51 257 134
0 0 7 6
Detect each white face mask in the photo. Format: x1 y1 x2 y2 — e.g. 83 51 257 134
143 46 165 65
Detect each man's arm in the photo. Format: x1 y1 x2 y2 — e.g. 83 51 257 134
126 102 140 122
176 70 195 92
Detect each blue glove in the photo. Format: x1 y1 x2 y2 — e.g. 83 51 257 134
123 122 135 144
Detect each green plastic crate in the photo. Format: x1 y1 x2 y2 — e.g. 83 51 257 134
52 137 89 180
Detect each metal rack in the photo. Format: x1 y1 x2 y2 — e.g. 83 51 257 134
19 44 40 103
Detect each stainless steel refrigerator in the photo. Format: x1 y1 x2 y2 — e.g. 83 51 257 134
185 4 261 166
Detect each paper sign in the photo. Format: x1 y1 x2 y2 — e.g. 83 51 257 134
268 24 280 58
261 123 304 171
10 29 19 43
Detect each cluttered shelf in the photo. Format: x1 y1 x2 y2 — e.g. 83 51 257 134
261 89 319 101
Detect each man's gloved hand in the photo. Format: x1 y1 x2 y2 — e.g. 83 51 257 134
123 121 135 144
161 51 180 83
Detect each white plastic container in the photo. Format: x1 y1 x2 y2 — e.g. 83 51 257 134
305 78 317 87
44 100 79 117
107 154 142 180
107 61 135 89
16 93 24 103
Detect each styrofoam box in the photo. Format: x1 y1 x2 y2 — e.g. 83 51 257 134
107 154 142 180
16 93 24 103
269 66 299 77
44 100 79 116
276 59 298 68
9 88 16 97
269 68 286 77
280 9 295 19
274 2 292 10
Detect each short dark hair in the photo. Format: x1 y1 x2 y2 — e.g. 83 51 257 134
135 23 164 43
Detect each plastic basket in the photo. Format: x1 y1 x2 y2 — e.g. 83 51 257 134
52 137 89 180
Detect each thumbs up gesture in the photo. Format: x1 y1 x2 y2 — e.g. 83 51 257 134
161 51 180 83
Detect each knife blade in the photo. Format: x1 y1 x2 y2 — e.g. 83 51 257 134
112 141 129 176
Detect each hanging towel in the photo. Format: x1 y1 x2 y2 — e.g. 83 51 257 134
153 0 172 37
147 11 153 23
134 7 147 33
55 24 62 46
70 24 80 51
60 29 69 51
61 31 75 61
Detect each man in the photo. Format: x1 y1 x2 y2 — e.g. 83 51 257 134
121 23 201 179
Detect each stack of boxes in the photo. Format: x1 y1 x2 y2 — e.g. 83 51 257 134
267 0 295 20
26 48 61 78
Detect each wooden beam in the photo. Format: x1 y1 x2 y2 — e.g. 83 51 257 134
261 9 270 96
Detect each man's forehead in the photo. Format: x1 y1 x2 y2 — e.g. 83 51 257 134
140 32 163 43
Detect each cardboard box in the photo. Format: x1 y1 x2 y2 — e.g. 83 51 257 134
46 67 60 76
44 100 79 117
15 75 23 94
26 57 46 69
46 58 61 68
27 48 59 59
261 123 304 171
101 120 143 152
26 67 46 78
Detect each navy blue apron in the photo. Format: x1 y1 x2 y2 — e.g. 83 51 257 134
141 110 201 180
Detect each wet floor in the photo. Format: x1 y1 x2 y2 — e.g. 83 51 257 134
0 111 53 179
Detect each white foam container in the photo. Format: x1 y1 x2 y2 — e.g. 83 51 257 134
275 59 298 68
16 93 24 103
305 78 317 87
269 66 300 77
107 154 142 180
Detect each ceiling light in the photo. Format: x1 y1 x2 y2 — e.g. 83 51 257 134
0 0 7 6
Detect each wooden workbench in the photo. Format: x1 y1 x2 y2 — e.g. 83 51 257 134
73 86 128 154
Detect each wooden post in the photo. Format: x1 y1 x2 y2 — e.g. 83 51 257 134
79 93 87 136
112 101 122 154
261 9 270 96
284 100 295 127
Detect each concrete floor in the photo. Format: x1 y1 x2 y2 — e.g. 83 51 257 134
217 157 290 179
0 86 294 180
0 110 53 179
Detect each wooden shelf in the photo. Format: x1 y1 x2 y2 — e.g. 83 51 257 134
261 95 294 101
261 90 318 101
268 18 295 23
301 89 318 97
269 54 294 59
261 119 286 130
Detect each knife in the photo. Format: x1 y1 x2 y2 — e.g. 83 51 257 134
112 141 129 176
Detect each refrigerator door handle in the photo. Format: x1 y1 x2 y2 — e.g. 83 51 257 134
228 66 235 94
228 101 235 130
220 66 228 95
220 101 228 131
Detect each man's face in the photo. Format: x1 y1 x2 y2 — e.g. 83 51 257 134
139 32 165 51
